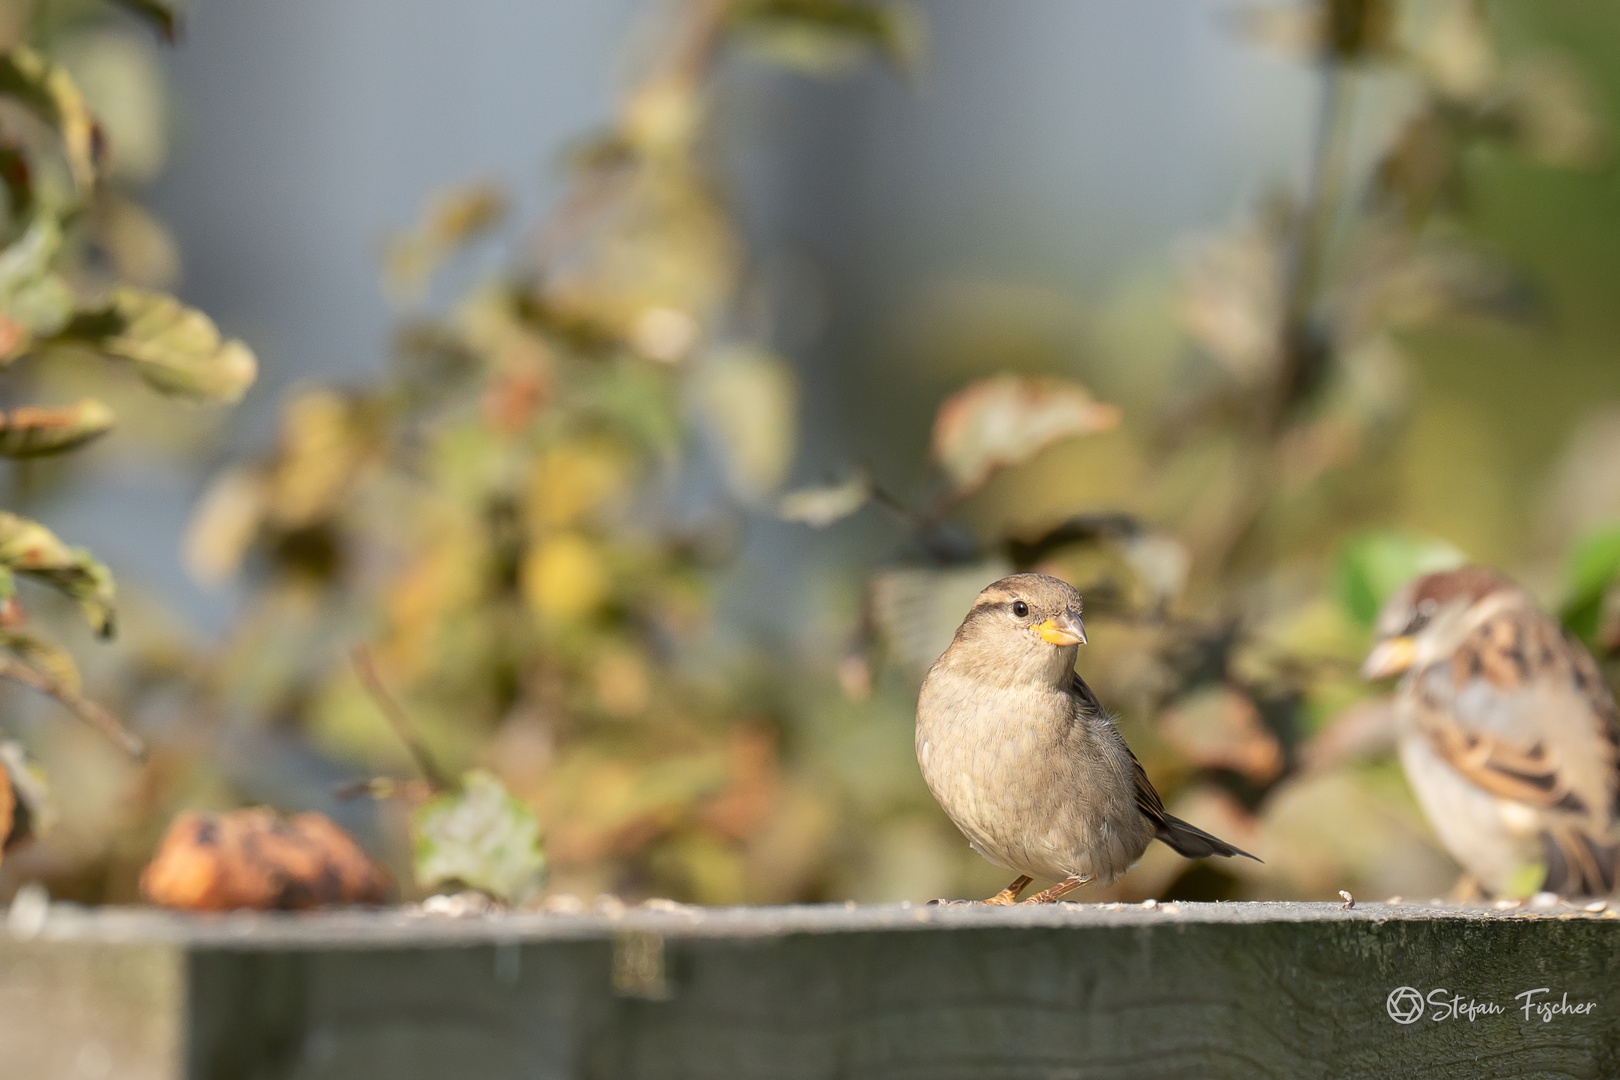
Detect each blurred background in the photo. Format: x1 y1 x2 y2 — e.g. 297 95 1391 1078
4 0 1620 909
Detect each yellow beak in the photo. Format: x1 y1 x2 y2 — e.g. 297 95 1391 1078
1362 636 1417 680
1037 611 1087 647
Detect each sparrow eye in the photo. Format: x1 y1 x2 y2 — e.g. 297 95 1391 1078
1011 601 1029 618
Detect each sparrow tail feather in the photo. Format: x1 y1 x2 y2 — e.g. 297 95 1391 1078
1541 827 1617 897
1156 814 1261 862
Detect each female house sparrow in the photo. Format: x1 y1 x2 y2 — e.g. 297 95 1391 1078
916 573 1257 904
1363 566 1620 898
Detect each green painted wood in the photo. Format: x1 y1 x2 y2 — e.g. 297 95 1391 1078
3 901 1618 1079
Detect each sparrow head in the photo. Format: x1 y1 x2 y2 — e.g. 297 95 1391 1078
938 573 1087 686
1362 565 1527 680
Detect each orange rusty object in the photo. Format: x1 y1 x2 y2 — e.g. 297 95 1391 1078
141 807 391 911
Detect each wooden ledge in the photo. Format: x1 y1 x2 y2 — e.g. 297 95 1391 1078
4 900 1618 1079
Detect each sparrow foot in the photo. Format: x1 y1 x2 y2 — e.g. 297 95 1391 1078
1020 874 1091 904
984 875 1033 905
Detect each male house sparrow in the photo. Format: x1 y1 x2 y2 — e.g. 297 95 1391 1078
916 573 1257 904
1364 566 1620 898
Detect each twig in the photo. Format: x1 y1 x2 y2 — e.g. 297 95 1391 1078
350 644 451 791
1273 59 1354 431
1212 55 1356 576
865 475 927 529
0 656 145 760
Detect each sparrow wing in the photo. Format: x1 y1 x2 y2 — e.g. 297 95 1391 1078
1074 675 1260 862
1069 671 1103 713
1411 607 1619 820
1134 749 1259 861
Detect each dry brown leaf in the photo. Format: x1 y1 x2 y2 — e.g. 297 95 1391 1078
141 807 391 911
931 376 1119 493
0 764 12 862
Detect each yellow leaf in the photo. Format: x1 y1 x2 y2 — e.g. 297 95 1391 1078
695 347 798 501
527 440 633 531
0 399 114 457
183 467 266 585
267 389 372 528
522 534 610 623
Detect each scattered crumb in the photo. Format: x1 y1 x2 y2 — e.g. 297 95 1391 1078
1141 898 1158 909
1584 900 1608 913
420 891 496 918
1107 902 1122 911
1339 890 1354 909
1493 899 1522 910
5 882 49 939
641 897 695 914
1529 892 1559 910
593 894 626 917
1384 896 1402 905
539 893 585 914
844 899 858 910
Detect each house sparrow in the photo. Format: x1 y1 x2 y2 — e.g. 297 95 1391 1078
916 573 1257 904
1363 566 1620 897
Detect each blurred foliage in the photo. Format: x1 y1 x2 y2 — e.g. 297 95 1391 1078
170 0 912 903
0 0 250 872
7 0 1620 909
787 0 1620 905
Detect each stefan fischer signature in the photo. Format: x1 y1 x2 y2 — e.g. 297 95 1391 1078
1387 986 1597 1025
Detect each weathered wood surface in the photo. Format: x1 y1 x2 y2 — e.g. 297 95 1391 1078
4 900 1619 1079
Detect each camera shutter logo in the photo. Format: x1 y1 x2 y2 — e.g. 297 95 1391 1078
1387 986 1425 1024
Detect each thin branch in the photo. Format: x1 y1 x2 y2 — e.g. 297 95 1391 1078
1272 58 1355 431
350 643 451 791
0 656 145 760
1211 56 1357 576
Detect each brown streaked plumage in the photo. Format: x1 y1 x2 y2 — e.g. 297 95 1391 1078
1364 566 1620 897
915 573 1258 904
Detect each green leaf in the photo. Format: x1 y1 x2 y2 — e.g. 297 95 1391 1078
383 181 507 303
106 0 182 42
53 288 258 403
0 145 35 223
0 628 82 692
1333 530 1466 629
778 472 871 527
585 358 683 459
0 47 99 194
0 399 115 457
694 346 798 501
0 512 116 636
1504 860 1548 901
729 0 922 76
1559 525 1620 644
413 769 546 905
0 216 74 353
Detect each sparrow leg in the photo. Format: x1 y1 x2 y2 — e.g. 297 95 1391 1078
1021 875 1090 904
984 875 1033 905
